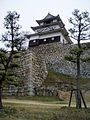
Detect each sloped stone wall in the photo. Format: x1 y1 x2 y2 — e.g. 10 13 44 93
17 42 90 96
30 42 90 78
17 48 48 96
3 42 90 96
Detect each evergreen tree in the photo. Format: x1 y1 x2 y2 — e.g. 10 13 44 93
14 31 27 51
0 11 25 109
66 9 90 108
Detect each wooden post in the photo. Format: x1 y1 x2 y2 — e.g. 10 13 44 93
69 90 73 107
80 90 87 109
68 89 87 108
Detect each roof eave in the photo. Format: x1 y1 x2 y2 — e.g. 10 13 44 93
36 15 60 24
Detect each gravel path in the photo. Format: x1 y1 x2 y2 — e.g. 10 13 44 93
3 99 90 108
3 99 68 107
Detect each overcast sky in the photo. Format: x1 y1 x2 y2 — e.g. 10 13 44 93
0 0 90 46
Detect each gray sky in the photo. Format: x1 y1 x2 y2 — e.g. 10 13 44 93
0 0 90 46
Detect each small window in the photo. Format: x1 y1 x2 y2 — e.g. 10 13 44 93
33 40 36 43
40 22 44 25
45 21 52 24
44 39 46 42
53 19 57 22
63 39 64 45
52 37 54 40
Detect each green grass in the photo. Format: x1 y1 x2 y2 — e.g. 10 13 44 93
0 105 90 120
3 95 60 102
50 107 90 120
1 96 90 120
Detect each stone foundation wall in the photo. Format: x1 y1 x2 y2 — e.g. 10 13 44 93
30 42 90 78
3 42 90 96
17 48 47 96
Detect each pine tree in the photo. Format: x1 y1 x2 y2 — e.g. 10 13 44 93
65 9 90 108
0 11 25 109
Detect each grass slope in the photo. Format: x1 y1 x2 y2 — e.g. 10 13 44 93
44 70 90 89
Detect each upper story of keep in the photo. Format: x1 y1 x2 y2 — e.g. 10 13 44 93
26 13 73 47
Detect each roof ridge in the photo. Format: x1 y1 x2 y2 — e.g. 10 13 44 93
44 13 55 19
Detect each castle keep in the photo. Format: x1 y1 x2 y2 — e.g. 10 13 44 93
27 13 72 46
3 13 90 96
23 13 73 96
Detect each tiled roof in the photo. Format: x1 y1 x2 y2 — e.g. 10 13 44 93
36 13 60 24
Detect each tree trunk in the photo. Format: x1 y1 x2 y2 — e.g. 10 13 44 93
0 82 3 109
0 75 6 109
76 54 81 108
